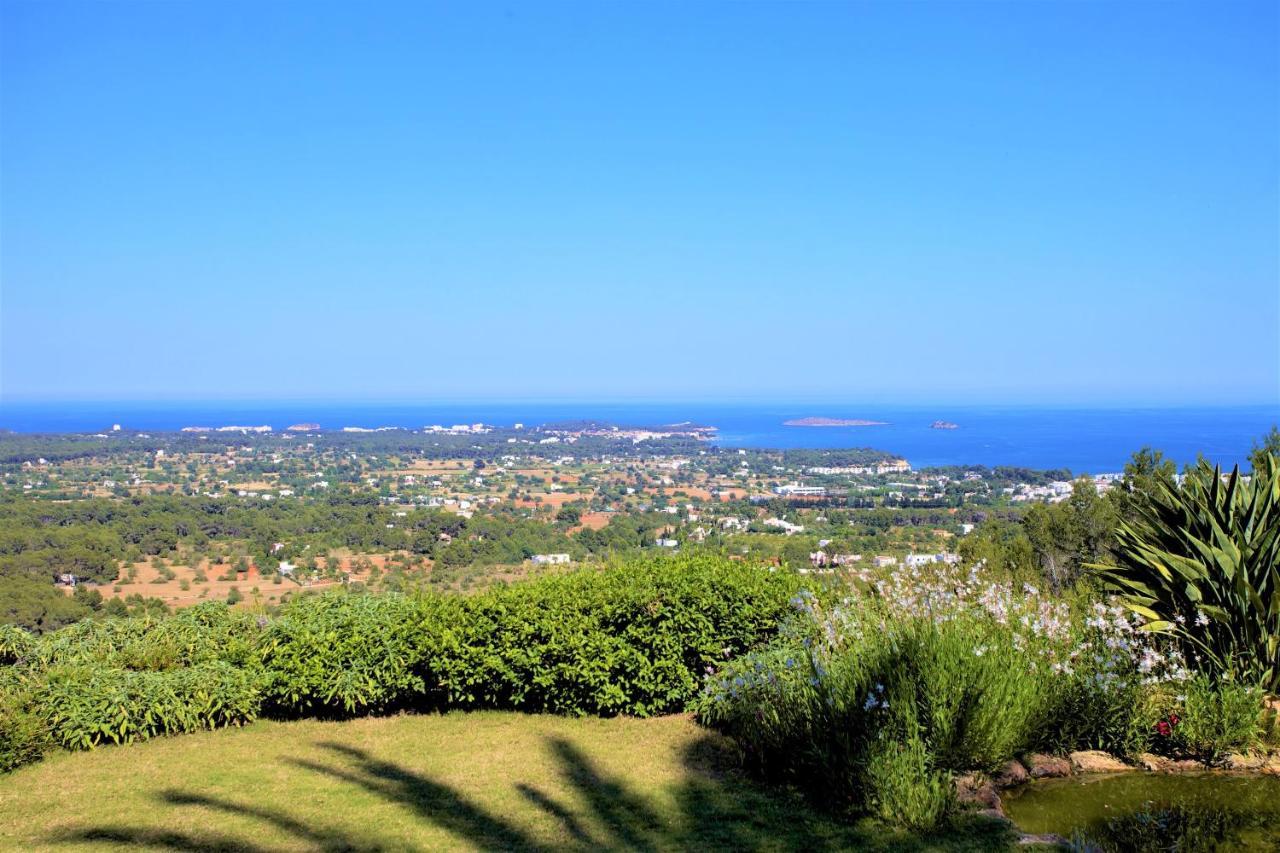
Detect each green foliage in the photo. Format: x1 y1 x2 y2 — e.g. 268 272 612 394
1173 675 1263 761
1250 426 1280 473
260 593 450 717
1091 456 1280 691
0 556 797 773
1035 659 1153 757
1024 479 1117 589
697 600 1050 830
0 677 50 772
864 727 955 832
39 661 260 750
0 576 94 634
440 555 797 716
0 625 35 665
263 555 799 718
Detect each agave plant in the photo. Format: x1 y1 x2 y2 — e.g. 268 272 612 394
1090 453 1280 692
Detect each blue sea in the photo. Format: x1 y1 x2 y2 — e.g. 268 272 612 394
0 400 1275 474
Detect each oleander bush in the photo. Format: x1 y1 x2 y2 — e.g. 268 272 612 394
0 555 800 771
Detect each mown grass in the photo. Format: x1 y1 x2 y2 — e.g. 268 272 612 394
0 711 1016 852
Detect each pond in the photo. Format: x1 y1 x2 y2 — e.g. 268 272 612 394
1002 772 1280 852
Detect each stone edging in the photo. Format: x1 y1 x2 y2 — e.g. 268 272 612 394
955 749 1280 846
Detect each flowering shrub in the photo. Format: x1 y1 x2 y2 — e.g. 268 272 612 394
697 562 1220 830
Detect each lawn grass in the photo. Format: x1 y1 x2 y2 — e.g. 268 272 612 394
0 712 1016 851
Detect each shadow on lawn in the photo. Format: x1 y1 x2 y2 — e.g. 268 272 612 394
50 732 1010 852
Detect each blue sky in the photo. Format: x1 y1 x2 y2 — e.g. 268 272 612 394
2 1 1277 404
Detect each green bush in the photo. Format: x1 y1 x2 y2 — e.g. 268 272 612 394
1172 675 1263 760
864 727 954 832
39 661 260 750
1091 456 1280 692
261 555 799 718
0 625 35 666
0 554 795 770
696 572 1216 831
0 676 50 772
698 606 1046 828
436 555 798 716
1034 659 1155 757
260 593 453 717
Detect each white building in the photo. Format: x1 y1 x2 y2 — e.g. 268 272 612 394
774 483 827 497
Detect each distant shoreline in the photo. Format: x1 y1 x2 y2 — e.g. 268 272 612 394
783 417 889 427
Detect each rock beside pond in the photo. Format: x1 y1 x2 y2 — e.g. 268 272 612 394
1069 750 1132 773
993 759 1029 788
1263 755 1280 776
1222 753 1266 771
954 772 1003 815
1136 753 1210 773
1025 753 1072 779
1016 832 1070 847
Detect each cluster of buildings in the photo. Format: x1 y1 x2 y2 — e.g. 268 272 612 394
773 482 827 497
181 425 273 433
424 424 493 434
804 459 912 476
762 517 805 535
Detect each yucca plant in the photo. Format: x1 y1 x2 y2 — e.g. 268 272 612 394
1090 453 1280 691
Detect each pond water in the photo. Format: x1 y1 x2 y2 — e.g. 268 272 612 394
1002 773 1280 852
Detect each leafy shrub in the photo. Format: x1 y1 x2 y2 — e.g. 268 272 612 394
39 661 260 750
1092 456 1280 692
436 555 798 716
697 566 1212 831
0 676 50 772
698 604 1044 828
0 625 35 666
260 593 453 717
1171 675 1263 760
1035 665 1153 757
261 555 799 718
864 727 954 832
25 602 263 673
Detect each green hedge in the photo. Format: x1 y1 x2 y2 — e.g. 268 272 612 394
1 556 798 771
433 554 794 715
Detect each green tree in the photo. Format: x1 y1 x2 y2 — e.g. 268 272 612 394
1023 479 1116 589
1111 447 1177 523
1250 426 1280 472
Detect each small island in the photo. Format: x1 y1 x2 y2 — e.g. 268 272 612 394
931 420 959 430
783 417 888 427
286 423 321 431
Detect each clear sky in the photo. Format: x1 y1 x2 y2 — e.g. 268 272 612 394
1 0 1277 404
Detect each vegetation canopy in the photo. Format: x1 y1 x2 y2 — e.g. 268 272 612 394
1091 454 1280 692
